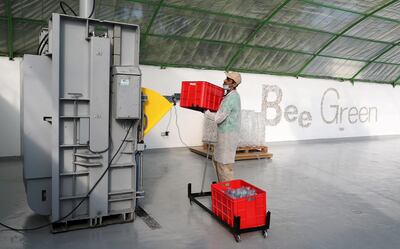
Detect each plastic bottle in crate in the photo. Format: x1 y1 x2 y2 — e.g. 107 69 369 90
226 186 257 199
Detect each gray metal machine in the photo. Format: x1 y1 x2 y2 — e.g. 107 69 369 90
21 3 144 230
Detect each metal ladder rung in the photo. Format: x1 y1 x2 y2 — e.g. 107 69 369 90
110 163 134 168
60 170 89 176
108 196 134 202
60 98 90 102
60 115 90 119
108 189 135 196
60 194 88 201
58 214 90 222
60 144 88 148
75 153 102 159
108 209 135 216
121 151 134 154
73 161 102 167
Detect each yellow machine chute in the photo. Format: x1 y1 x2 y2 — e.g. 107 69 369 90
142 87 173 136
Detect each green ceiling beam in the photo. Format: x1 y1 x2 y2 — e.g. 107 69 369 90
140 60 395 85
1 0 398 85
162 2 254 22
145 33 400 66
351 40 400 82
298 73 394 85
140 60 226 71
300 0 364 15
133 0 400 26
148 33 310 55
0 51 24 57
394 74 400 85
0 16 47 24
13 17 47 25
6 0 13 60
128 0 259 22
268 21 394 46
393 66 400 85
232 68 298 77
128 0 398 47
295 0 399 77
2 14 395 47
318 55 398 66
300 0 400 25
2 15 397 66
225 0 292 71
232 68 394 85
146 33 240 46
0 51 20 55
141 0 164 46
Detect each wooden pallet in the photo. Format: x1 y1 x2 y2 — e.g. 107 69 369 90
190 146 273 161
203 144 268 152
237 146 268 153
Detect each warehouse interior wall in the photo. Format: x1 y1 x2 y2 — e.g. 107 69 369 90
141 66 400 149
2 56 400 156
0 57 21 157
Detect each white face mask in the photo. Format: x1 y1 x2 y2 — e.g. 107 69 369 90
223 84 230 90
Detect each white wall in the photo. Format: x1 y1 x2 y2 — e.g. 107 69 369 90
141 65 400 148
1 57 400 156
0 57 21 157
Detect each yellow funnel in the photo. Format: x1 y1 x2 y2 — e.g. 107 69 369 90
142 87 173 136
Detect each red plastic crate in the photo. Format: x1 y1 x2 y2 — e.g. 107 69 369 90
211 179 267 229
180 81 224 112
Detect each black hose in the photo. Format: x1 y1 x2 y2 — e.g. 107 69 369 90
38 37 49 55
60 1 78 16
88 0 96 18
36 33 49 55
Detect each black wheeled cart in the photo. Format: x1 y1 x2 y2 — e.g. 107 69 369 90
187 183 271 242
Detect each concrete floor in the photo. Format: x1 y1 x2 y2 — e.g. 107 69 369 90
1 137 400 249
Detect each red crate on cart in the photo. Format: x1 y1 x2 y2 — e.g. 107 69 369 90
180 81 224 112
211 179 267 229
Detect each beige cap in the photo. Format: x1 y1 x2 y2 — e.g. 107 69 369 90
225 71 242 86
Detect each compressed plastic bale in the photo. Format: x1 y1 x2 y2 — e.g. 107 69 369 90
256 112 267 146
238 111 247 147
247 111 258 146
239 110 252 147
202 110 267 147
238 110 266 147
202 115 217 143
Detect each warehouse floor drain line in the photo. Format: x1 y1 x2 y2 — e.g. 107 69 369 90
135 206 161 230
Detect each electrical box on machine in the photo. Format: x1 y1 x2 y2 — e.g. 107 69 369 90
112 66 142 119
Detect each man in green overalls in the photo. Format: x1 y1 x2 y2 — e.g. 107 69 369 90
205 72 242 182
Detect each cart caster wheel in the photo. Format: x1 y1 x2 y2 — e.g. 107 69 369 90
263 231 268 238
234 234 241 242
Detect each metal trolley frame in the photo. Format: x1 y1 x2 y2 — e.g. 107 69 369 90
187 183 271 242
